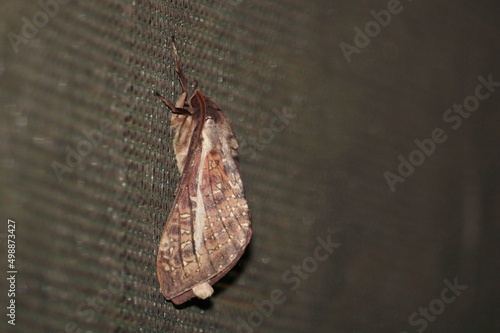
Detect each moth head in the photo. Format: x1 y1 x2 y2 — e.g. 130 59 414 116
188 91 225 125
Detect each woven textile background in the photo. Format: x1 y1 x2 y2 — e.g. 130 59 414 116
1 0 499 332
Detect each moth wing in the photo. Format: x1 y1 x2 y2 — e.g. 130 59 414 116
199 148 252 281
156 164 201 303
157 147 251 304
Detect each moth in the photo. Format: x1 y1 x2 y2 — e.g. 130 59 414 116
155 36 252 305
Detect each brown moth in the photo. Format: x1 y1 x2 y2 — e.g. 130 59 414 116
155 36 252 305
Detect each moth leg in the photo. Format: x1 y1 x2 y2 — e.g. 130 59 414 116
154 92 192 116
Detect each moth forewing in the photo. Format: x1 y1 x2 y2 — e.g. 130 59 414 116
155 37 252 305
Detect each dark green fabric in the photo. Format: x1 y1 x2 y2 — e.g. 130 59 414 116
1 0 499 332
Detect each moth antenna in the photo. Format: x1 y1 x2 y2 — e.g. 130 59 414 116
171 35 189 96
